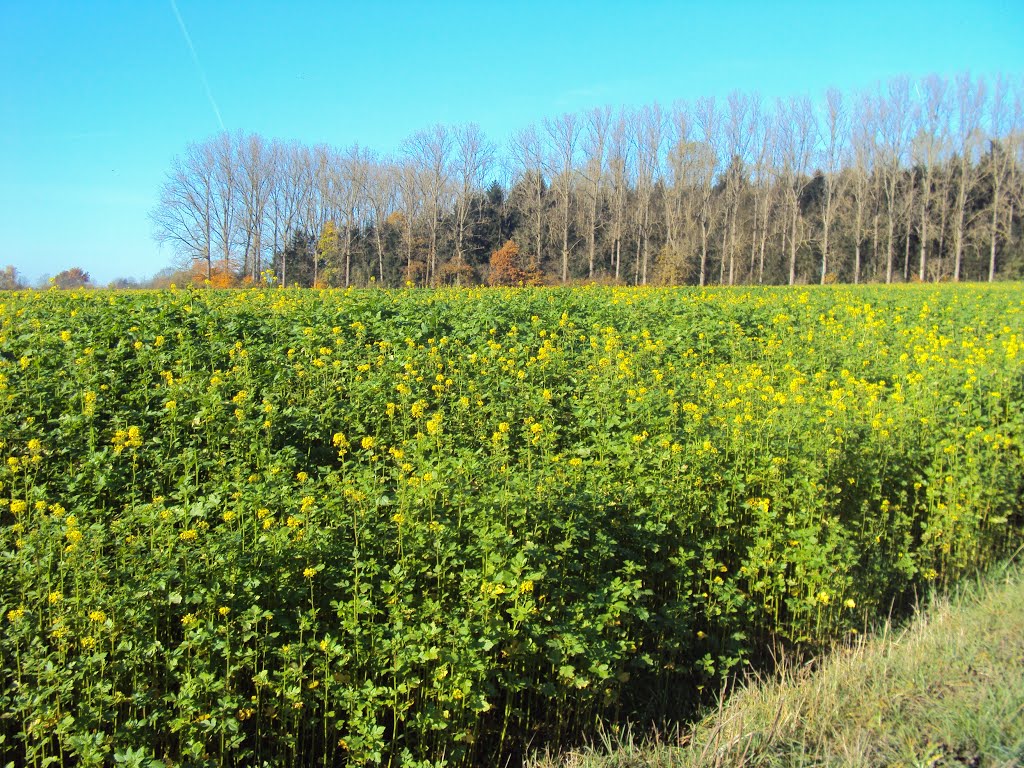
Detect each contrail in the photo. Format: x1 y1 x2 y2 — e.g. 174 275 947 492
169 0 225 131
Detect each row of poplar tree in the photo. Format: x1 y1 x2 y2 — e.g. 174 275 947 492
151 71 1024 287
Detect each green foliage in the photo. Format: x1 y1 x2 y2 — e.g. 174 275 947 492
0 283 1022 766
529 560 1024 767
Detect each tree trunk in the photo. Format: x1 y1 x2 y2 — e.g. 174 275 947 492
718 207 728 284
588 192 597 279
699 219 708 287
918 188 929 281
989 186 1000 282
820 212 830 284
853 196 864 285
562 193 570 283
727 206 737 286
788 197 798 285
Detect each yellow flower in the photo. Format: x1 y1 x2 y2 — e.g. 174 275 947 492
303 567 317 579
179 529 198 542
218 606 231 617
844 598 856 609
6 607 25 623
48 592 62 605
181 613 198 628
10 499 27 515
361 436 376 450
392 512 406 526
89 610 106 623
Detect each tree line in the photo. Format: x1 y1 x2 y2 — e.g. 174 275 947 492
150 71 1024 288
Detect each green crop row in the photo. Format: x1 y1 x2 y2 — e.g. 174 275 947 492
1 284 1022 767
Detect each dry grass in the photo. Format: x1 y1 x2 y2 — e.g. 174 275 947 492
529 558 1024 768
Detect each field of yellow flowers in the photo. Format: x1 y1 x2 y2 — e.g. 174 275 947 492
1 284 1022 767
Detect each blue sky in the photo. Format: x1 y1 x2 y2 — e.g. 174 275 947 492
1 0 1022 285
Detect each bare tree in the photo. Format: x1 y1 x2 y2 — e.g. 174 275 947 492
266 141 306 287
403 126 453 284
986 75 1017 281
152 138 215 279
236 133 275 281
722 91 756 284
290 144 319 282
509 123 547 271
662 103 695 281
154 71 1024 289
818 88 849 283
607 112 634 281
692 97 721 285
210 132 240 276
951 74 987 280
364 156 398 283
775 97 818 284
337 145 371 286
452 123 495 273
912 75 950 281
874 78 913 283
626 104 665 284
581 106 611 279
544 112 582 283
749 107 775 283
1006 83 1024 277
395 161 425 283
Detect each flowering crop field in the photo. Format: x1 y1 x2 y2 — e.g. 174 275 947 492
1 285 1023 767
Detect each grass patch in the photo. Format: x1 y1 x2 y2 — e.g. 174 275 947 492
529 558 1024 768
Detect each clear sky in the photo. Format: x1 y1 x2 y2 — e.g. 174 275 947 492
1 0 1022 285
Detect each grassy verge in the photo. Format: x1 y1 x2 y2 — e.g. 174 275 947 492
529 558 1024 768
